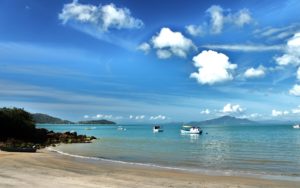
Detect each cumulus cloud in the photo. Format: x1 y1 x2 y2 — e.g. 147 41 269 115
135 115 145 120
275 33 300 66
156 49 172 59
249 113 262 118
289 84 300 96
84 115 89 119
94 114 113 119
207 5 224 34
190 50 237 85
206 5 252 34
222 103 244 114
292 106 300 114
137 42 151 54
200 109 210 115
271 109 289 117
233 9 252 27
129 115 145 120
185 25 205 37
244 65 265 78
149 115 166 120
151 27 196 59
59 0 143 32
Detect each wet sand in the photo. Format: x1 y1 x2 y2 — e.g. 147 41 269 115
0 149 299 188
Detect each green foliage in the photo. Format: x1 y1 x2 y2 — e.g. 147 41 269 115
32 113 74 124
78 119 116 124
0 107 36 141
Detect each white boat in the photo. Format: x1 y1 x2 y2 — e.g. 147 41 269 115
180 125 202 134
293 124 300 129
153 125 163 133
117 126 126 131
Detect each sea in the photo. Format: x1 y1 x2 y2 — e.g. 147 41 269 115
37 123 300 181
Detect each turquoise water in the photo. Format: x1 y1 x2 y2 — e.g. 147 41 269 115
38 124 300 178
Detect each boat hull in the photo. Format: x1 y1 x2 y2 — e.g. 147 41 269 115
180 129 202 134
293 125 300 129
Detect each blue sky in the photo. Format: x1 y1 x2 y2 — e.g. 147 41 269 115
1 0 300 123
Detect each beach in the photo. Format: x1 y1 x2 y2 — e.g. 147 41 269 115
0 149 299 188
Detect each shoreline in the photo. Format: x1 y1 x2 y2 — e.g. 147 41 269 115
0 149 299 188
47 147 300 182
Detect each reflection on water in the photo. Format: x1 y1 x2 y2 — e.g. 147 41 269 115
38 123 300 177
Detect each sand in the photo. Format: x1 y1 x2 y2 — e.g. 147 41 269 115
0 149 299 188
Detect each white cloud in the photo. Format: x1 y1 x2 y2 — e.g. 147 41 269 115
137 42 151 54
135 115 145 120
271 109 289 117
275 33 300 66
292 106 300 114
206 5 252 34
207 5 224 34
94 114 113 119
190 50 237 85
297 67 300 80
84 115 89 119
202 44 283 52
244 66 265 78
149 115 166 120
222 103 244 113
59 0 143 32
151 27 196 58
289 84 300 96
185 25 205 37
129 115 145 120
232 9 252 27
156 49 172 59
254 24 300 41
200 109 210 115
249 113 262 118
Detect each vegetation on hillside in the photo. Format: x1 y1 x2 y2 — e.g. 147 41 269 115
32 113 74 124
0 107 96 151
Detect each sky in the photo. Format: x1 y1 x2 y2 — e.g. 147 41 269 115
1 0 300 123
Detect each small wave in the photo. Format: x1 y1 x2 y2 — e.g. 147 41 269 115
46 147 300 182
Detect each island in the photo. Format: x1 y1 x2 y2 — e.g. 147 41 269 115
32 113 116 125
78 119 116 124
188 115 255 126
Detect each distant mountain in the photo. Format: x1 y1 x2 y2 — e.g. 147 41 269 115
78 120 116 124
32 113 74 124
189 115 255 126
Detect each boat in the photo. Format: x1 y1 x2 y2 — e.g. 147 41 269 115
180 125 202 134
117 126 126 131
153 125 163 133
293 124 300 129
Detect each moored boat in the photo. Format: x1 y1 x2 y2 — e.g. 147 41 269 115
293 124 300 129
153 125 163 133
180 125 202 134
117 126 126 131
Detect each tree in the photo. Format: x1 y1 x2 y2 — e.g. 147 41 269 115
0 107 36 141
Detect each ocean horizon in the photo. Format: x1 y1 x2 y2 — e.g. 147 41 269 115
38 123 300 181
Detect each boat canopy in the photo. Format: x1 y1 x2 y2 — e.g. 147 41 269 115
182 125 192 128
